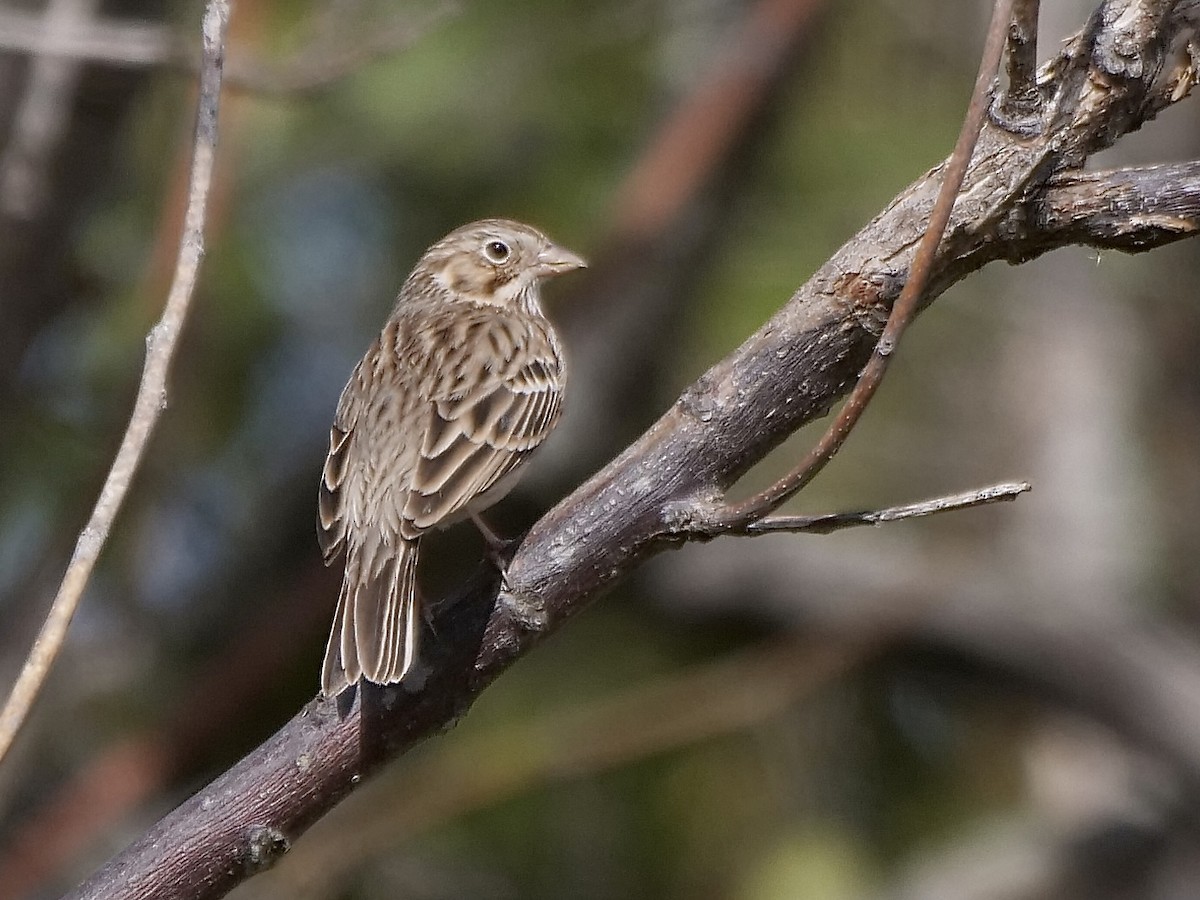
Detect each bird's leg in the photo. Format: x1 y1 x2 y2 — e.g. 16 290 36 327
471 513 519 588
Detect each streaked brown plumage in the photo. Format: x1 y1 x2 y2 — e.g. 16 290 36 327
318 219 585 697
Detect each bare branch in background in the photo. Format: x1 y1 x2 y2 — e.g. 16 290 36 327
0 6 168 68
0 2 458 94
0 0 101 220
0 0 232 768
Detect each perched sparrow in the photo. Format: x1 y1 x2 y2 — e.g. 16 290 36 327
317 219 585 697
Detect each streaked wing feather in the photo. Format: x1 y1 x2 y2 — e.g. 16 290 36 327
404 354 562 529
318 423 352 562
508 384 554 451
318 373 366 563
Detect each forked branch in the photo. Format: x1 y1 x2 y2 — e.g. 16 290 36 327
688 0 1017 535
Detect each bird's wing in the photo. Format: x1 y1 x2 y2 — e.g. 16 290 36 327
317 368 364 564
318 339 420 560
403 324 563 531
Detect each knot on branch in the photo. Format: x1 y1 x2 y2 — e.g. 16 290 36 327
832 268 903 335
678 372 722 424
1093 1 1168 79
240 825 290 873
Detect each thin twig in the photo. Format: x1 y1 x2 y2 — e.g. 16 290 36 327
0 0 232 768
741 481 1032 535
698 0 1016 533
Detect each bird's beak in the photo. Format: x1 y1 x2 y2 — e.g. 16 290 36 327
535 242 587 277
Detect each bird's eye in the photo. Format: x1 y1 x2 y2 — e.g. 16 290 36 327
483 240 511 264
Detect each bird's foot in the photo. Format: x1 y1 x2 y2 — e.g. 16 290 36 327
471 513 518 563
471 513 520 590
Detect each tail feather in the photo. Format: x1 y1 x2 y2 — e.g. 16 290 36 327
321 538 420 697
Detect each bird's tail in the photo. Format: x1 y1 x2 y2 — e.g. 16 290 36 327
321 537 419 697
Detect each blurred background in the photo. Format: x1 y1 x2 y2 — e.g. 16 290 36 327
1 0 1199 897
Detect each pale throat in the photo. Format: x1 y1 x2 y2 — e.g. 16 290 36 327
431 266 543 315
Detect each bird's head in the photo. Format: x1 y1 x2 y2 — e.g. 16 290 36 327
419 218 586 313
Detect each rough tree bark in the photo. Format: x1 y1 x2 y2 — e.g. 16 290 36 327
71 1 1200 897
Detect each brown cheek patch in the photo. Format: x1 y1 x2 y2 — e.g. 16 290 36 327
440 258 481 294
483 272 509 297
448 264 508 297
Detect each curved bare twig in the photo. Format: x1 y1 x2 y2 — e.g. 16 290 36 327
0 0 232 767
696 0 1017 533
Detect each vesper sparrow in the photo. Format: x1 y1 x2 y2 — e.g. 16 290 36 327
318 219 586 697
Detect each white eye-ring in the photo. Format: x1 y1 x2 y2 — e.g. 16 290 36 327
483 240 511 264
